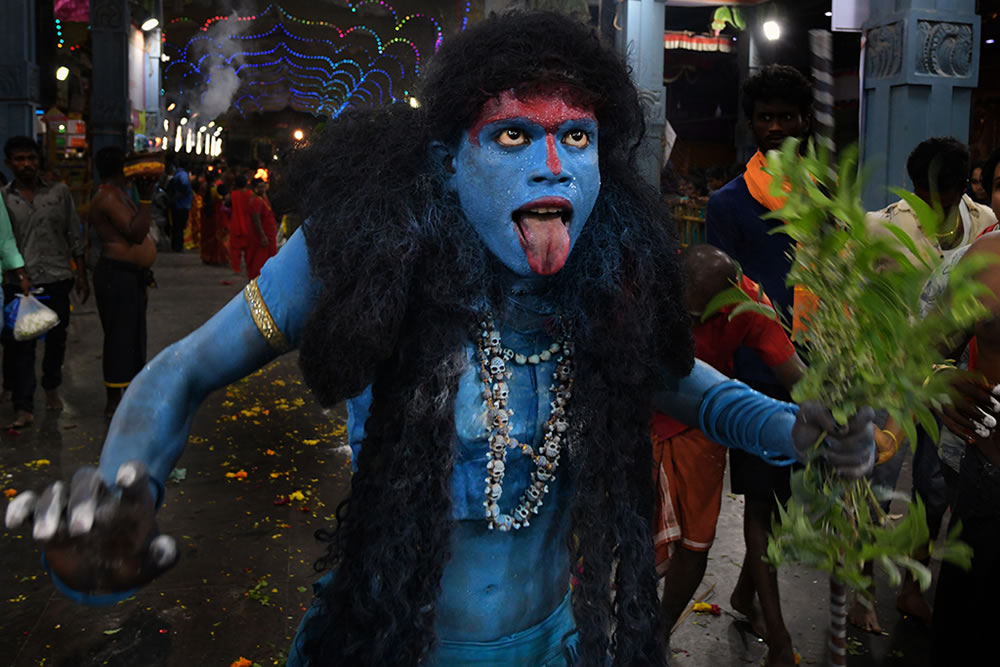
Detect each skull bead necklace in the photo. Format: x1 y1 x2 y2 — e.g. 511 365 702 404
475 316 574 531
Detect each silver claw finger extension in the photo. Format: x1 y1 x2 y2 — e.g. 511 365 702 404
33 482 66 541
5 491 38 529
150 535 177 567
116 462 139 488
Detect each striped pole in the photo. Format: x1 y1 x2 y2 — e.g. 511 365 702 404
811 28 849 666
829 577 849 666
809 29 836 159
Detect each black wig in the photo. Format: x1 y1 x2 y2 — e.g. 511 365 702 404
288 11 693 666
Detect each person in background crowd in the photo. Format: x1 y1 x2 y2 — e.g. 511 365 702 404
0 189 29 293
705 63 812 667
867 138 995 269
654 245 805 643
184 166 204 251
1 136 88 427
200 160 224 265
246 177 277 279
860 137 996 629
89 147 157 418
167 159 193 253
978 148 1000 225
970 161 989 205
227 174 251 276
919 228 1000 665
151 170 171 251
210 164 233 267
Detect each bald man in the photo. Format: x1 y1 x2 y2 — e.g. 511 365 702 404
653 244 805 643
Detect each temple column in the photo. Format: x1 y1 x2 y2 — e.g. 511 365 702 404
0 0 40 173
861 0 981 209
616 0 667 187
90 0 131 156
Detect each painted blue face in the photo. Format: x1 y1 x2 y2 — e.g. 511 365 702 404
450 87 601 276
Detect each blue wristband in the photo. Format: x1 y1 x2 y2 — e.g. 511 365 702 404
42 555 137 606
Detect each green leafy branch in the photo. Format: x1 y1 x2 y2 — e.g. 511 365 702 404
707 138 986 594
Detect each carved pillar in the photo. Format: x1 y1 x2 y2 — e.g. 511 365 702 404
90 0 131 156
615 0 666 188
861 0 980 210
0 0 40 163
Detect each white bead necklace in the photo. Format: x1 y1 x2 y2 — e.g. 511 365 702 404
475 316 574 531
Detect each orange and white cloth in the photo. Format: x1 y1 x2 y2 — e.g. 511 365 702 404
651 427 728 576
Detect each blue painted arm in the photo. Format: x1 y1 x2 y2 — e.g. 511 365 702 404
654 359 799 465
98 228 321 504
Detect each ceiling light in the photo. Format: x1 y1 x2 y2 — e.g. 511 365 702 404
179 117 188 125
825 11 832 18
763 20 781 41
167 102 176 111
293 129 304 141
141 18 159 32
55 66 69 81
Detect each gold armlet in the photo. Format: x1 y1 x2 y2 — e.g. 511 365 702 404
243 279 292 354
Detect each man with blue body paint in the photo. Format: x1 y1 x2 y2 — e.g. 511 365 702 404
6 14 876 666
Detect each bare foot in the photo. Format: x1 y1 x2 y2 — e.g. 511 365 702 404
731 590 768 640
896 585 932 627
764 640 797 667
45 390 63 411
7 410 33 429
848 594 884 634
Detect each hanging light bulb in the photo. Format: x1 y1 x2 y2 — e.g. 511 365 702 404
174 126 182 152
186 128 194 153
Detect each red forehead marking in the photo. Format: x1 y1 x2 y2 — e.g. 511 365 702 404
467 85 596 147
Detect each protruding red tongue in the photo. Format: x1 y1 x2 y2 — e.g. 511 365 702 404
516 215 571 275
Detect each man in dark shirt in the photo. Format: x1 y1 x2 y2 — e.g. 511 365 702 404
705 65 812 667
1 136 88 427
167 159 193 253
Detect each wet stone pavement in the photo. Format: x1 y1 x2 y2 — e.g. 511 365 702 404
1 252 935 666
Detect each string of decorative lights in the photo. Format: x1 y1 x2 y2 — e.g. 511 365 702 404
163 2 442 118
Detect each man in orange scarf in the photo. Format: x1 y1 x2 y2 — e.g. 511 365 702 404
705 64 812 667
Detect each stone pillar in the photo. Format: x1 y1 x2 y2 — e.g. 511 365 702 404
90 0 131 156
861 0 980 210
615 0 666 188
0 0 40 155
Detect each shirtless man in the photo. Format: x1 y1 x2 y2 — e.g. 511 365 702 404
89 147 156 417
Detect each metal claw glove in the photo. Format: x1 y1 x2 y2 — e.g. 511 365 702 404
792 403 876 479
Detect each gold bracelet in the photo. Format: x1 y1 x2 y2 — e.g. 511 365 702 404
243 279 292 353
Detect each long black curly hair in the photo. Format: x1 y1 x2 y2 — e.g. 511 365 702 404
288 11 693 666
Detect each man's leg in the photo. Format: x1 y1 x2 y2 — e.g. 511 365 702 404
897 426 946 626
661 547 709 632
931 446 1000 665
39 280 72 411
2 284 34 425
658 429 727 635
740 490 795 665
849 413 908 633
171 208 189 252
